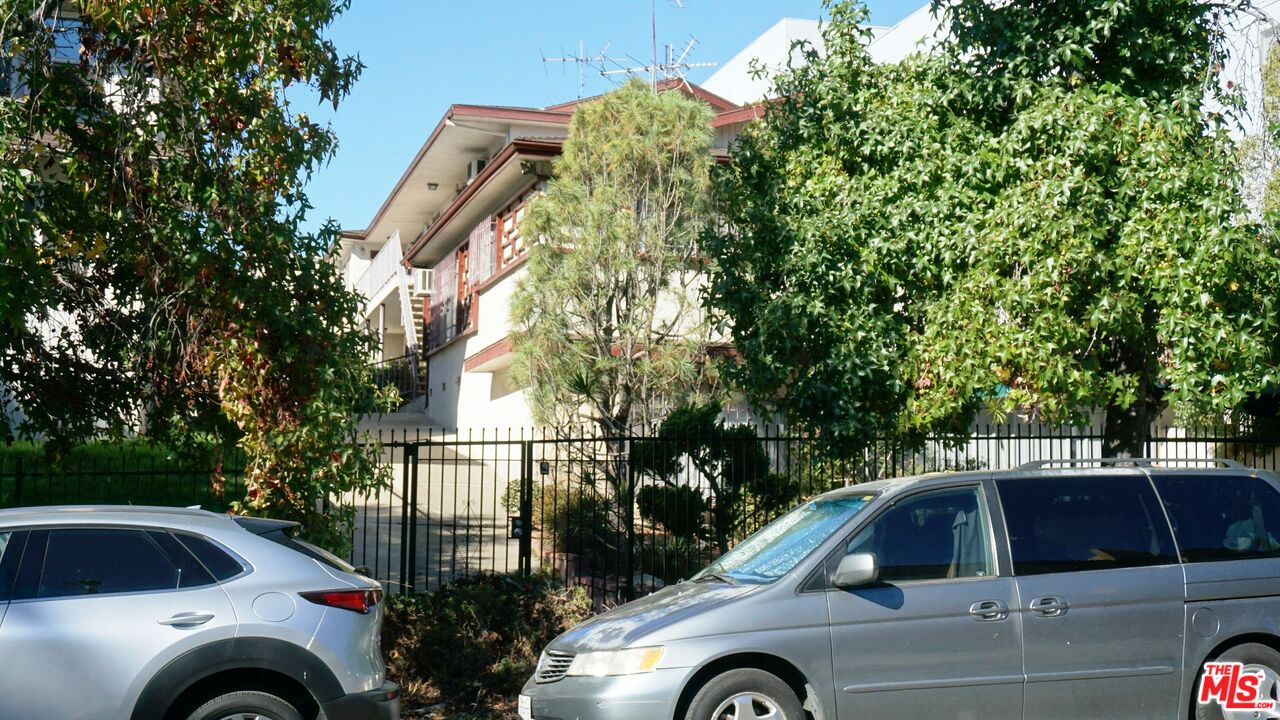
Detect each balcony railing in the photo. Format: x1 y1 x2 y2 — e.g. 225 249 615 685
423 294 475 353
351 233 404 304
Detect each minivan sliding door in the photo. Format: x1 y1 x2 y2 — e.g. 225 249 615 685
996 473 1184 720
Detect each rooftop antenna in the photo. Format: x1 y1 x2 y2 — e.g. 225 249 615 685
600 35 717 85
545 0 717 95
542 40 627 99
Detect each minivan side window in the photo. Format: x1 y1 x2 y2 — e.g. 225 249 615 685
1152 475 1280 563
38 529 180 598
997 476 1177 576
845 486 994 583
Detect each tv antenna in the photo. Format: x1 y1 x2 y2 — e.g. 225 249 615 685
542 41 629 99
600 35 717 86
543 0 718 95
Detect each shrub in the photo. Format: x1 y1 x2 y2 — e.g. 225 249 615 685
636 484 707 539
634 534 714 585
537 482 620 559
382 571 593 715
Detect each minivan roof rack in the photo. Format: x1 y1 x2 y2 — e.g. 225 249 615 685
1017 458 1246 470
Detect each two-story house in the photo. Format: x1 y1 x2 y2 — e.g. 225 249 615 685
337 81 756 428
333 13 946 429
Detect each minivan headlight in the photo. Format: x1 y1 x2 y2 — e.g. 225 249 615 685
565 647 666 677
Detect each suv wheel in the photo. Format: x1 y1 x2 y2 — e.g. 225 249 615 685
184 690 304 720
1195 642 1280 720
685 668 805 720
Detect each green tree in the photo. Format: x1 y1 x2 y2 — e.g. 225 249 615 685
511 79 717 436
706 0 1280 459
0 1 394 548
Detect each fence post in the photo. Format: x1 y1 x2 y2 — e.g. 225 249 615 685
519 440 534 577
624 440 636 603
398 442 412 596
405 444 419 594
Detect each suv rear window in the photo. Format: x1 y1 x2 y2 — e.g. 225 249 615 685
1152 474 1280 563
174 533 245 581
997 475 1177 575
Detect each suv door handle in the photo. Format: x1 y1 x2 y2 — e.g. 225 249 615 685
1030 596 1069 617
969 600 1009 622
158 612 215 627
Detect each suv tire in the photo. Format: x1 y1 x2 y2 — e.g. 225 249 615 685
685 668 805 720
183 690 304 720
1195 642 1280 720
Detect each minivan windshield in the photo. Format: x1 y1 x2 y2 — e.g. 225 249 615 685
693 494 876 584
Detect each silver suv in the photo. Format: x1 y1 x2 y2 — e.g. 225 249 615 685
522 460 1280 720
0 505 399 720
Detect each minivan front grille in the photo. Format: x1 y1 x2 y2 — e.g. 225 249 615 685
535 651 575 683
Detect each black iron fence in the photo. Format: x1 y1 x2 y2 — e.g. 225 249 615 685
343 421 1280 602
3 421 1278 604
370 353 423 403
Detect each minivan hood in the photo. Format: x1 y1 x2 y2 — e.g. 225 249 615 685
549 582 755 652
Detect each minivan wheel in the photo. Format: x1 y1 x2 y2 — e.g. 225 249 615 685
685 668 805 720
1195 642 1280 720
183 690 304 720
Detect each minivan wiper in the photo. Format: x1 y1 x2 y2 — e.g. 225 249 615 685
693 570 738 585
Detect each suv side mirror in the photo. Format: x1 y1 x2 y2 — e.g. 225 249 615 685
833 552 879 588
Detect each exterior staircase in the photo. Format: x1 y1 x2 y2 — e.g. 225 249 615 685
405 272 432 405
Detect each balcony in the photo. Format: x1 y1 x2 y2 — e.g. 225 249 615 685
350 234 405 308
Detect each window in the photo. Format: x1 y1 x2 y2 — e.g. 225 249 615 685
1152 475 1280 563
38 529 179 598
698 495 874 583
0 532 15 601
147 532 216 588
175 533 245 581
997 476 1177 576
45 14 83 64
845 486 994 583
493 183 543 273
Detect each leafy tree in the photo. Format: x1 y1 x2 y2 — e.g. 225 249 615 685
706 0 1280 458
511 79 717 436
0 1 394 548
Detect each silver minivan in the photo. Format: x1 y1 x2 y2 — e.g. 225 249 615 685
521 460 1280 720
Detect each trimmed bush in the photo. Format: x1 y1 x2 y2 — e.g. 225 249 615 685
636 484 707 539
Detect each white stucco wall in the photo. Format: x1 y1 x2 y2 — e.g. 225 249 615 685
701 7 941 105
703 18 832 105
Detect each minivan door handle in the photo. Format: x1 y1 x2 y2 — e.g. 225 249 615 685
1030 596 1069 617
969 600 1009 622
157 612 215 627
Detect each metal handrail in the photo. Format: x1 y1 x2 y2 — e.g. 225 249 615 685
1017 458 1247 470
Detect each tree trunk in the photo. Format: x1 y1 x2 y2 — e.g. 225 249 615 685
1102 398 1161 458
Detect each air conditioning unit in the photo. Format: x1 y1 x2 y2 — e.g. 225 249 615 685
465 158 488 185
410 268 432 293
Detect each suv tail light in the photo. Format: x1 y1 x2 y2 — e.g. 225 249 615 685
300 588 383 614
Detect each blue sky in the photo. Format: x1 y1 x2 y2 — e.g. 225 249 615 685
298 1 925 234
